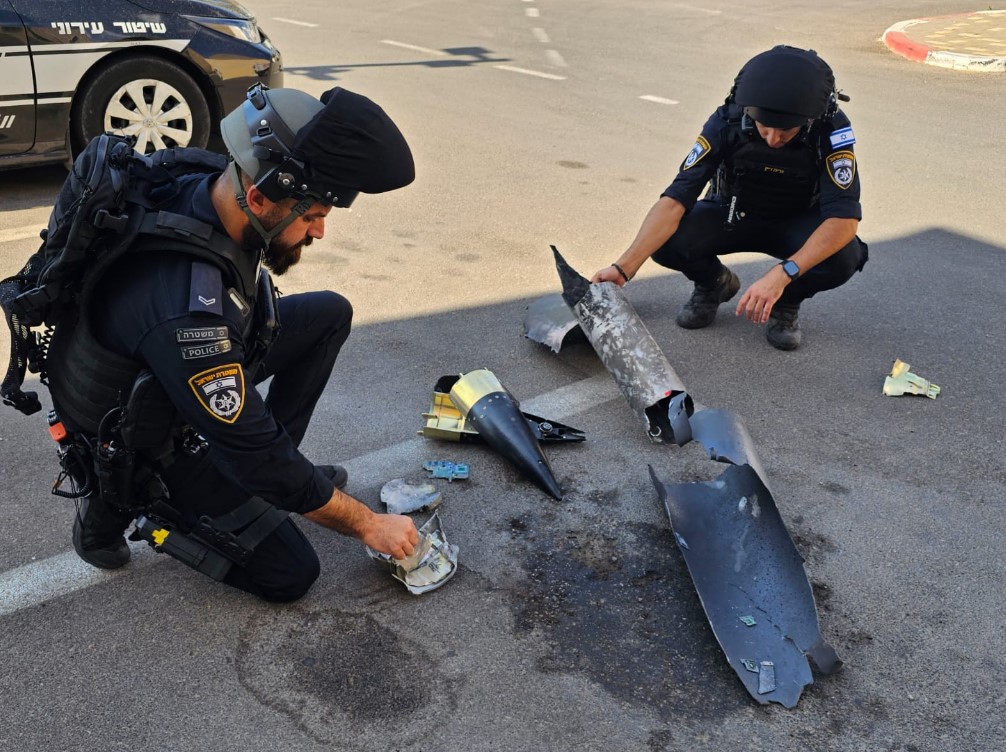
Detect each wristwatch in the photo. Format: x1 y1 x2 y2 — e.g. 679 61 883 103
779 260 800 280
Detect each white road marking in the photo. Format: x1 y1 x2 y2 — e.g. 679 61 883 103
640 95 680 105
531 27 550 44
0 226 43 244
495 64 567 80
0 372 616 616
271 17 319 28
669 3 722 14
526 8 540 18
545 49 568 68
0 545 160 617
381 39 449 57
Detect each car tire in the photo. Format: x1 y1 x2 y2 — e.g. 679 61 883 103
73 56 211 156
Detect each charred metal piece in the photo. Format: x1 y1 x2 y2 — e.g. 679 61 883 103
529 244 840 705
524 413 586 443
422 369 565 499
650 463 841 708
367 511 458 595
522 293 585 353
420 375 585 446
883 358 940 399
546 245 694 444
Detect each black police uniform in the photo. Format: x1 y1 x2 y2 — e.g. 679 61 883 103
90 172 349 601
653 102 867 306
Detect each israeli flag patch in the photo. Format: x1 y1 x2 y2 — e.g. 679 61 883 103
829 126 856 149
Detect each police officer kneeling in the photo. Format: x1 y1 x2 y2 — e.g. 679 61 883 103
593 45 867 350
58 85 419 601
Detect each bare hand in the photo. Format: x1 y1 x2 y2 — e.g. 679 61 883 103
735 266 789 324
590 265 626 286
361 513 419 560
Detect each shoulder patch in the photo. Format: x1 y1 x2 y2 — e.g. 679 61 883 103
682 136 711 170
189 262 224 315
188 364 245 423
826 150 856 190
829 126 856 149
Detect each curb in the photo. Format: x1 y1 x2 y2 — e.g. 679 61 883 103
882 11 1006 72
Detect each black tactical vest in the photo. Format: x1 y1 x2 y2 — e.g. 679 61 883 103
46 214 275 439
717 122 824 217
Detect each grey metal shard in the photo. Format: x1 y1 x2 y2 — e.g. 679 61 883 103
649 463 841 708
548 245 693 444
690 407 769 489
380 479 442 515
367 511 459 595
522 293 585 353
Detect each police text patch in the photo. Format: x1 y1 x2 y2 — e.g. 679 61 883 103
188 364 245 423
682 136 711 170
180 340 232 360
176 326 229 343
826 150 856 189
829 126 855 149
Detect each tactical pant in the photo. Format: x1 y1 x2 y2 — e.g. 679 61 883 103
651 200 868 306
162 290 352 601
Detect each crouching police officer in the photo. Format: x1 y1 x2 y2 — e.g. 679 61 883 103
593 45 867 350
57 84 419 601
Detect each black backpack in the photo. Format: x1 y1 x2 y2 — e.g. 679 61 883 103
1 134 236 417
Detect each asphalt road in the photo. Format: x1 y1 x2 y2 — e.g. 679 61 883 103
1 1 1004 750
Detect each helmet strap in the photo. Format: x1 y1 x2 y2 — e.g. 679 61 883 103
230 161 314 248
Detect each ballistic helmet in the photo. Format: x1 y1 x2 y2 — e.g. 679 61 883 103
220 83 415 208
733 46 835 129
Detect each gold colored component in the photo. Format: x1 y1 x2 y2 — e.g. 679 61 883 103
448 368 505 413
418 369 506 441
883 358 940 399
419 391 473 441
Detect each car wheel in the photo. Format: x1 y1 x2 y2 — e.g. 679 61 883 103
73 56 211 156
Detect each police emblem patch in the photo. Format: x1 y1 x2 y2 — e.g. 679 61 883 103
826 150 856 189
188 364 245 423
682 135 711 170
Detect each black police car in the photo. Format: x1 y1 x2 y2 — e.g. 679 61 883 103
0 0 282 169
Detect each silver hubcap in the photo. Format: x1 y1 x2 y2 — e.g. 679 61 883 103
103 78 194 154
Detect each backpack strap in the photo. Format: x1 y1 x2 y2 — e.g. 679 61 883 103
133 211 260 300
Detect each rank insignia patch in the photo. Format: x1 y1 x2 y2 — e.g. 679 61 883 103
188 364 245 423
682 135 711 170
826 150 856 189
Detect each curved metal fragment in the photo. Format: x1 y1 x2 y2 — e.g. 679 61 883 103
447 369 564 499
367 511 458 595
649 463 841 708
690 407 769 490
551 245 692 444
523 293 586 353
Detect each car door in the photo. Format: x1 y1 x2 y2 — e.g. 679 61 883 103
0 0 35 155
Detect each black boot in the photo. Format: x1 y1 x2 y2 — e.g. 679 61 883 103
72 495 133 569
319 464 349 489
675 267 741 329
766 303 802 350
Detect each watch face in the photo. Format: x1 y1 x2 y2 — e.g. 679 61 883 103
782 260 800 279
